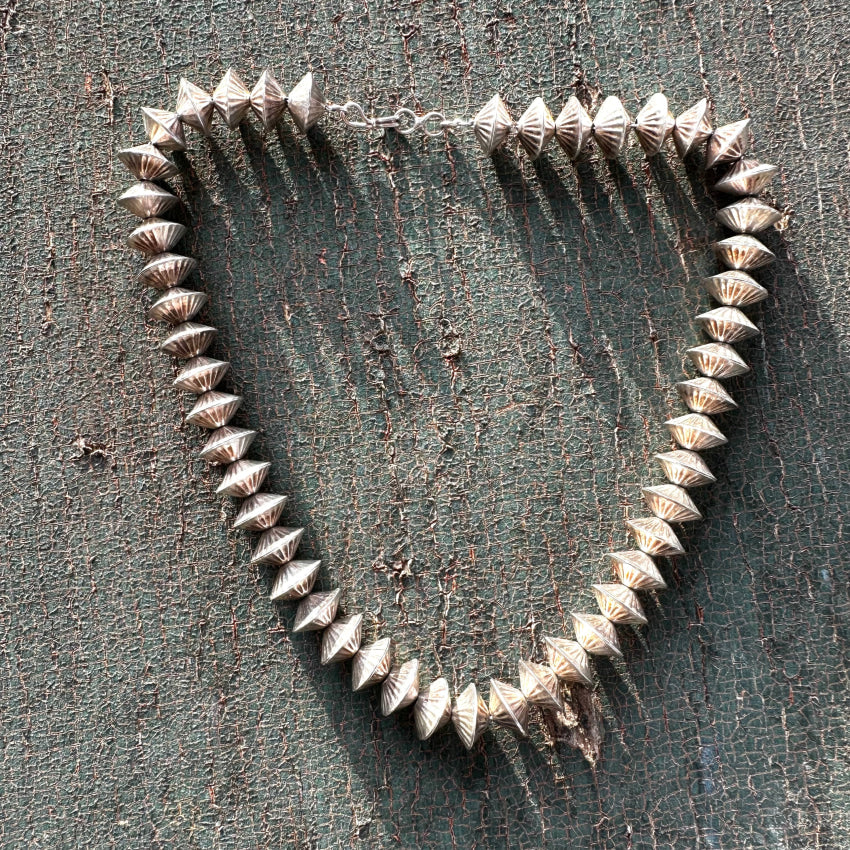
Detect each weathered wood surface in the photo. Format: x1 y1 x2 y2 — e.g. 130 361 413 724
1 1 848 847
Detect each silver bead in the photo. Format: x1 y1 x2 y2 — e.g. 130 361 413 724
713 234 775 271
570 612 622 657
174 356 230 393
160 321 216 358
515 97 555 160
352 637 393 691
655 449 716 489
117 143 180 181
137 253 198 290
472 94 513 156
543 636 594 686
270 559 320 602
128 218 186 255
677 377 738 414
591 95 630 159
320 613 363 665
665 413 728 451
217 459 272 498
176 78 215 134
672 97 712 158
696 306 760 344
141 107 187 151
625 516 685 557
518 660 563 713
250 70 287 131
554 95 593 159
705 118 751 168
117 182 178 218
452 683 489 749
633 93 674 156
250 525 304 564
212 68 252 129
488 679 529 737
414 677 452 740
199 426 256 464
287 72 325 133
292 589 341 633
185 391 242 428
702 270 768 307
233 492 288 531
687 342 750 379
714 158 779 196
606 550 667 591
147 288 207 324
592 583 648 625
381 659 420 716
642 484 702 523
716 197 782 233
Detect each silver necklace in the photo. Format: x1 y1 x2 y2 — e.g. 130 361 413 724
116 68 780 750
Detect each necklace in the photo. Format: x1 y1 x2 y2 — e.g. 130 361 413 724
116 69 779 751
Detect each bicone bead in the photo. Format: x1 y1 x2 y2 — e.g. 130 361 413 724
592 583 648 625
292 589 341 633
702 270 768 307
452 683 489 750
655 449 716 488
352 637 393 692
250 69 288 131
381 659 420 716
160 322 216 358
713 234 775 270
488 678 529 737
173 356 230 393
472 94 513 156
515 97 555 160
141 107 187 151
251 525 304 564
117 143 180 181
414 677 452 740
642 484 702 523
672 97 712 158
687 343 750 379
137 253 198 290
176 78 215 134
554 95 593 159
128 218 186 255
287 72 325 133
212 68 252 128
696 307 760 343
233 492 288 531
217 459 271 498
518 660 563 712
320 614 363 665
716 197 782 233
117 181 178 219
592 95 630 159
715 158 779 196
269 558 321 602
543 636 594 686
665 413 727 451
185 391 242 428
571 612 622 657
633 92 674 156
606 550 667 591
677 377 738 414
198 426 256 464
625 516 685 557
705 118 751 168
147 288 207 324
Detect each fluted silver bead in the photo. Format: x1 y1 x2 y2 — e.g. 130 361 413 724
160 322 216 358
654 449 716 489
606 550 667 591
251 525 304 564
269 559 320 602
687 343 750 379
665 413 728 451
677 377 738 414
185 391 242 428
250 70 288 131
592 583 648 625
352 637 393 691
543 636 594 686
702 270 768 307
571 612 622 657
212 68 252 128
128 218 186 255
287 72 325 133
696 307 760 343
173 356 230 393
515 97 555 160
518 660 563 713
117 182 178 219
452 683 489 749
320 614 363 665
705 118 751 168
715 158 779 196
233 492 288 531
633 92 674 156
117 143 180 181
625 517 685 557
488 679 530 737
199 426 256 464
141 107 187 152
472 94 513 156
147 288 207 324
554 95 593 159
381 660 420 716
414 678 452 740
137 253 198 290
642 484 702 523
713 234 775 270
716 197 782 233
292 589 341 633
217 459 271 498
672 98 712 158
176 78 215 135
591 96 630 159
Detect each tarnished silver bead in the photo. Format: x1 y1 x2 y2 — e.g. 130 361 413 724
472 94 513 156
147 288 207 324
570 612 622 657
515 97 555 160
217 459 272 498
117 143 180 181
141 107 187 151
518 660 563 713
715 158 779 196
702 270 768 307
117 182 178 219
716 197 782 233
352 637 393 692
606 550 667 591
705 118 751 168
655 449 716 489
137 253 198 290
665 413 727 451
488 679 529 737
287 72 325 133
554 95 593 159
269 559 320 602
185 391 242 428
199 426 256 464
633 93 674 156
592 583 648 625
234 492 288 531
414 677 452 740
250 70 288 131
320 613 363 665
160 321 216 358
452 683 489 749
212 68 252 128
251 525 304 564
642 484 702 523
543 636 594 686
174 356 230 393
381 659 420 716
696 306 760 343
591 95 630 159
687 342 750 379
176 78 215 135
292 589 341 633
677 377 738 414
713 234 775 271
128 218 186 255
625 516 685 557
672 97 712 158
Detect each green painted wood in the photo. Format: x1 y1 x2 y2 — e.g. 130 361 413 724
1 1 848 847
